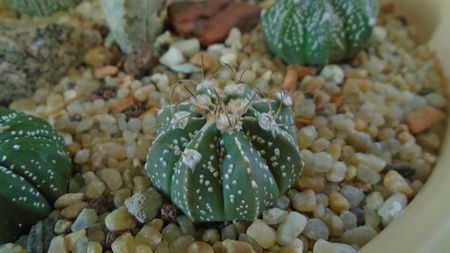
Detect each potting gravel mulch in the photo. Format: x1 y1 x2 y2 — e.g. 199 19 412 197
1 1 449 253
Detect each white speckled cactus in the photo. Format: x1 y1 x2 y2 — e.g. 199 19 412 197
261 0 379 65
145 82 303 221
8 0 81 16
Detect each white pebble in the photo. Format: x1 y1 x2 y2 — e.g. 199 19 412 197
263 207 288 225
277 212 307 246
246 219 276 249
160 46 184 67
313 239 356 253
377 193 407 226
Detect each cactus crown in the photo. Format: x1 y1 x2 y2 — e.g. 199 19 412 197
145 82 303 222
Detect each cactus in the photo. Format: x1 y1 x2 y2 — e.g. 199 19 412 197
7 0 81 16
0 108 72 243
260 0 379 65
100 0 165 54
145 82 303 221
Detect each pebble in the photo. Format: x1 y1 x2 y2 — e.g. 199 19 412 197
339 185 365 208
55 193 85 208
277 212 307 246
61 201 88 219
282 64 299 91
263 207 288 225
364 207 381 228
377 192 407 225
94 66 119 79
111 232 135 253
246 219 277 249
405 106 445 134
74 149 90 164
292 189 317 212
177 215 195 235
202 229 220 244
185 241 213 253
356 164 381 185
320 65 344 85
340 226 378 247
71 208 98 232
383 170 414 196
84 47 112 68
326 162 347 183
100 168 123 191
114 189 132 208
124 187 163 223
85 180 106 199
54 220 72 234
105 206 137 231
172 39 200 57
297 125 318 149
297 176 325 193
365 192 384 210
87 242 102 253
159 46 184 67
353 153 386 173
48 236 68 253
313 239 356 253
303 218 329 241
221 224 237 241
87 196 115 214
280 238 304 253
169 235 194 253
162 223 183 242
313 152 334 173
340 211 357 231
190 52 213 69
221 239 256 253
135 225 163 249
73 236 88 253
64 230 86 251
135 245 153 253
275 195 291 209
220 52 238 66
329 192 350 212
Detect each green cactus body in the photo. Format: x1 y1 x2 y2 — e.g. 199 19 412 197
0 108 72 243
145 83 303 221
8 0 81 16
260 0 379 65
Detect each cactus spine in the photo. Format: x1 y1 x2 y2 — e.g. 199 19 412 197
145 82 303 221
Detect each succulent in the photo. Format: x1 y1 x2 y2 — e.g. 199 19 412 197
7 0 81 16
0 108 72 243
100 0 166 54
145 82 303 221
261 0 379 65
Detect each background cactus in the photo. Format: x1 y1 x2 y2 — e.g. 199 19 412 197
0 108 72 243
145 82 303 222
260 0 379 65
7 0 81 17
100 0 165 54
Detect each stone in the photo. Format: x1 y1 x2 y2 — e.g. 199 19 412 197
277 212 308 246
27 217 57 253
61 201 88 219
246 219 276 249
0 19 100 104
85 180 106 199
275 195 291 209
105 206 137 231
202 229 220 244
87 195 115 214
222 239 256 253
162 223 183 242
71 208 98 232
111 232 136 253
169 235 194 253
340 211 357 231
64 230 86 251
291 189 317 212
48 236 68 253
377 193 407 226
383 170 414 197
405 106 446 134
73 236 88 253
329 192 351 212
159 46 184 67
84 46 113 68
365 192 384 211
172 39 201 57
320 65 344 85
136 245 154 253
303 218 329 241
100 168 123 191
168 0 260 46
124 187 163 223
135 225 163 249
94 65 118 79
55 193 85 208
280 239 304 253
312 239 356 253
124 45 159 77
190 52 213 70
297 176 326 193
160 203 178 222
340 226 378 247
87 242 102 253
177 215 195 235
263 207 288 225
313 152 334 173
339 185 365 208
54 220 72 234
326 162 347 183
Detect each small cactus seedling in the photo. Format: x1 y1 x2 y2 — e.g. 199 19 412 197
145 82 303 221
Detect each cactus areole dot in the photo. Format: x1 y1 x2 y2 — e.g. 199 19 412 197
260 0 379 65
145 82 304 221
0 108 72 243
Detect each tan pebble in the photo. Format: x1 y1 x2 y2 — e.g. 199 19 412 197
135 225 163 249
281 65 299 91
112 232 136 253
105 206 137 231
114 188 132 207
100 168 123 191
136 245 154 253
94 65 119 79
280 238 303 253
87 241 102 253
405 106 445 134
329 192 350 212
48 236 68 253
84 47 112 68
54 193 85 208
246 219 276 249
133 176 150 193
186 241 214 253
112 97 135 113
86 180 106 199
64 230 86 251
345 165 357 181
222 239 256 253
60 201 88 219
148 219 164 232
383 170 414 197
190 52 212 69
300 76 325 95
297 176 325 193
134 85 156 102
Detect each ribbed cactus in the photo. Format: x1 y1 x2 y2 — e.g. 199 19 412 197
7 0 81 16
145 82 303 221
0 108 72 243
261 0 379 65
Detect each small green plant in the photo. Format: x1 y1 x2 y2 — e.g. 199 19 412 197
100 0 165 54
7 0 81 16
261 0 379 65
0 108 72 243
145 82 303 221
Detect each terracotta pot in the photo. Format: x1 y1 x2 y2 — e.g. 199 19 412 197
361 1 450 252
